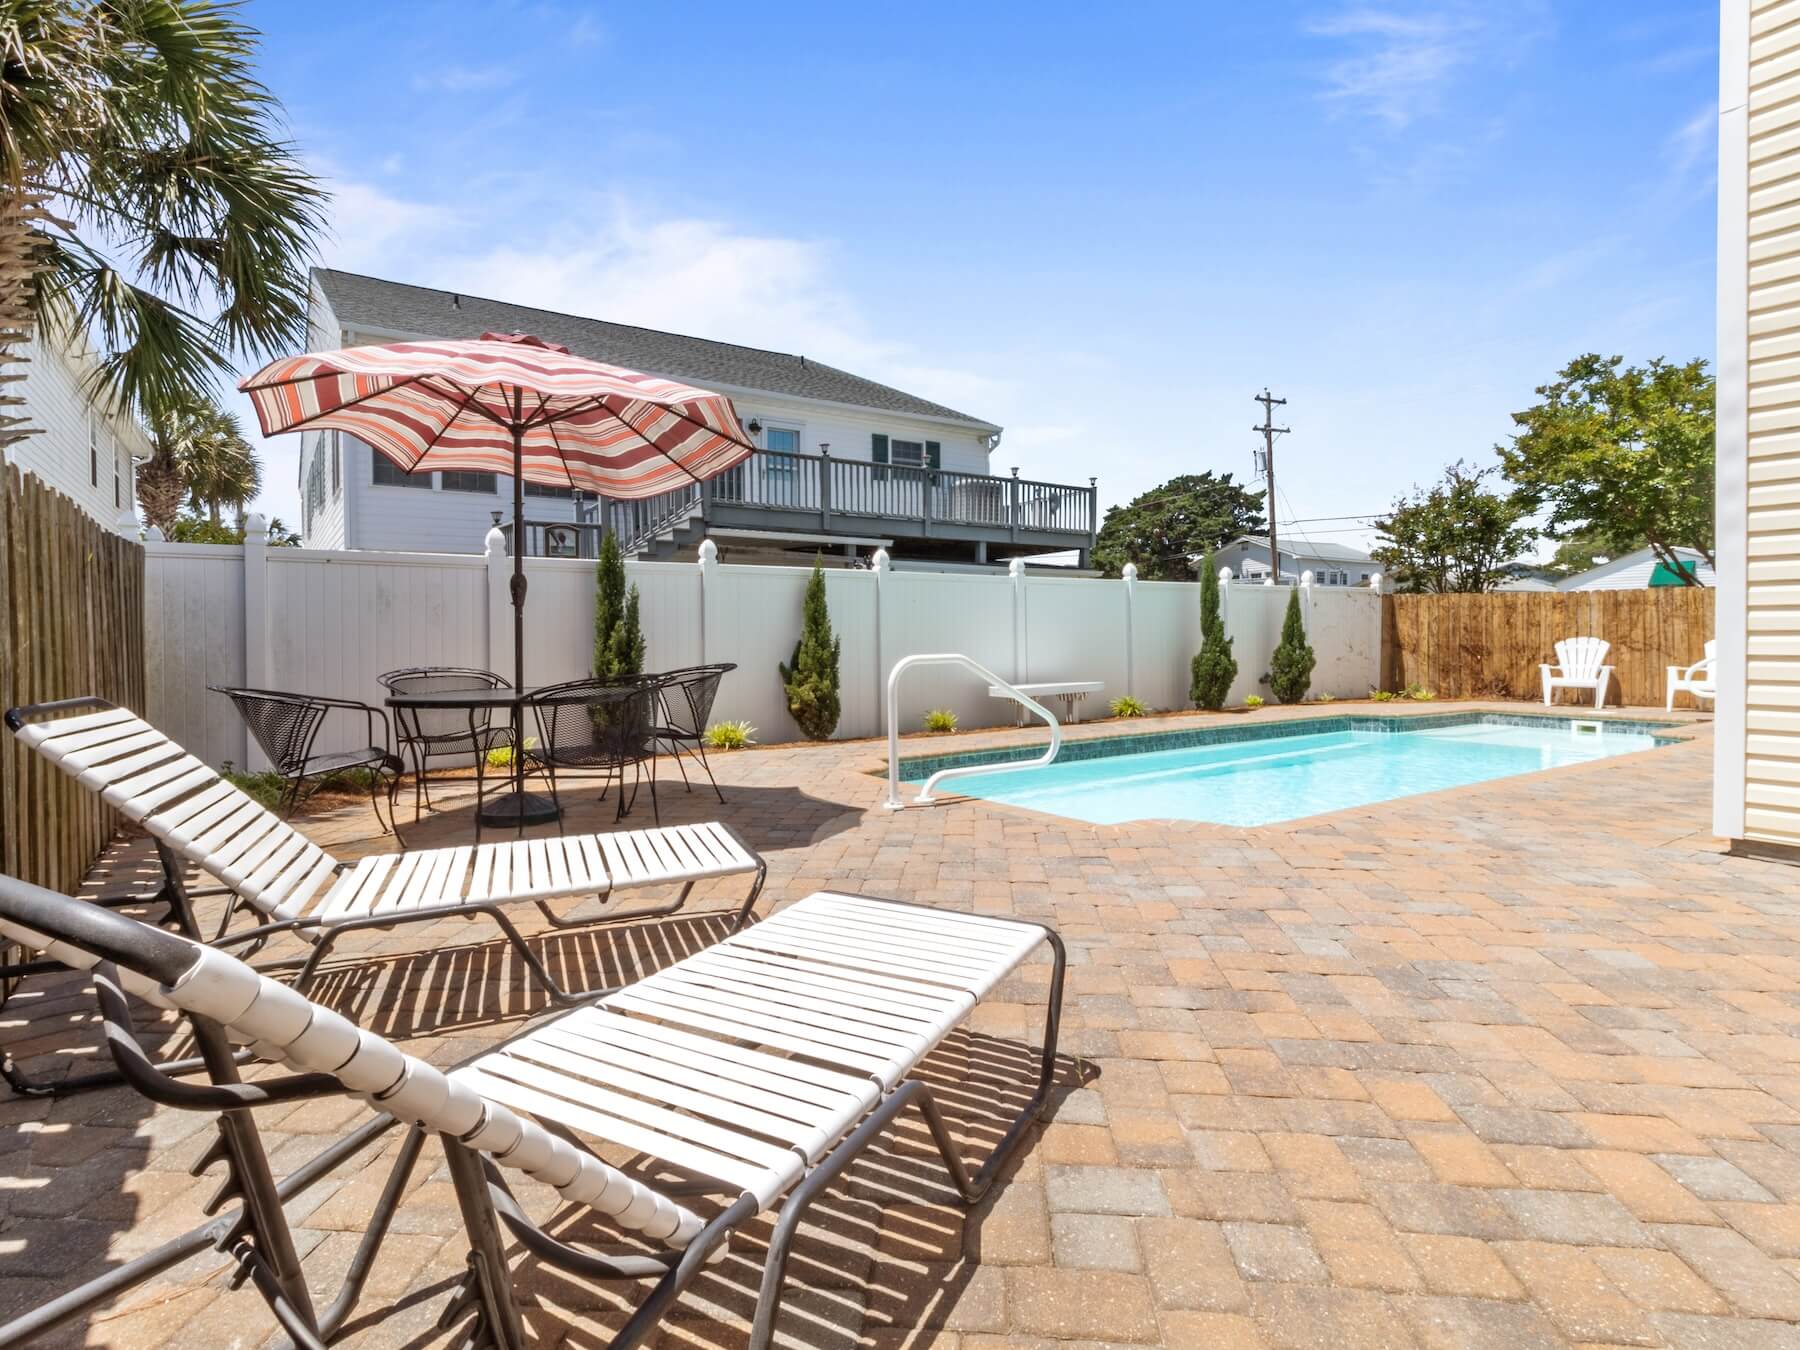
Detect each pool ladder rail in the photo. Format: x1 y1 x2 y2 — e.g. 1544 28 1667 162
884 654 1063 810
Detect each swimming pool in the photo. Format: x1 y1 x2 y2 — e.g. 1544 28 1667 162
896 713 1676 827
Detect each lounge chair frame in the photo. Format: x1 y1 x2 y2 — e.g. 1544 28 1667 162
3 697 766 1096
0 876 1066 1350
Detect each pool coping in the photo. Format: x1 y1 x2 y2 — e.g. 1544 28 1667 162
894 708 1691 783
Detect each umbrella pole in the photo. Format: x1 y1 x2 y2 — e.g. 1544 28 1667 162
511 423 527 693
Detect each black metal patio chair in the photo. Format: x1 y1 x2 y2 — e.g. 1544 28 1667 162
526 676 666 828
209 685 404 836
376 666 514 824
651 662 737 804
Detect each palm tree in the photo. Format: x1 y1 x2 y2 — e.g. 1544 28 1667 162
136 390 259 531
1 1 326 436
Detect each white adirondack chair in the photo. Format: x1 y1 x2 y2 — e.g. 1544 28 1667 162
1541 636 1614 708
1666 640 1717 709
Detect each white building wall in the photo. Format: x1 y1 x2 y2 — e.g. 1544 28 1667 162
6 327 149 533
1561 558 1719 591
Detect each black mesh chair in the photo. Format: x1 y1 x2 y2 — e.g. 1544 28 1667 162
525 676 665 828
652 662 737 803
377 666 513 824
210 686 404 836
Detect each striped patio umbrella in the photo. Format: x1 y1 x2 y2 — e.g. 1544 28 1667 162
240 330 755 691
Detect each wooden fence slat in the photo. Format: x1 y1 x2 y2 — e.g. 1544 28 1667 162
0 466 146 893
1380 587 1715 707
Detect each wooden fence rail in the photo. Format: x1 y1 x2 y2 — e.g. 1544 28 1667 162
0 466 145 894
1381 588 1716 707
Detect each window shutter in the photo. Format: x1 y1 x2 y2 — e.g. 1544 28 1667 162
926 441 941 469
872 432 889 481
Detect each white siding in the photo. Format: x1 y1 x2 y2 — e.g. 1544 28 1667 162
1733 0 1800 846
1562 558 1719 590
6 327 149 533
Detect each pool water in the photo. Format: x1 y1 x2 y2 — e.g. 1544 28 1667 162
929 720 1664 826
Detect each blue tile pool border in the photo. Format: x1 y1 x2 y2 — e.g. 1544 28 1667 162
895 711 1688 783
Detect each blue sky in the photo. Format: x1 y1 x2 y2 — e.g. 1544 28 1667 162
239 1 1717 556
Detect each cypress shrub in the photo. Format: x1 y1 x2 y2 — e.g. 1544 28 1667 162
780 558 841 739
1190 552 1237 709
1269 586 1316 704
594 531 645 679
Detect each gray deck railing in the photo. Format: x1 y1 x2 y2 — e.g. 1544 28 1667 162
502 450 1097 556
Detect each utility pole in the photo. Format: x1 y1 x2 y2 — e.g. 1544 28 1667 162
1253 389 1288 582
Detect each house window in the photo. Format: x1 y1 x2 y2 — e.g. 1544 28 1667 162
440 470 497 494
114 443 123 509
90 421 99 486
373 455 433 488
890 439 926 469
762 425 801 476
525 482 576 499
330 434 340 495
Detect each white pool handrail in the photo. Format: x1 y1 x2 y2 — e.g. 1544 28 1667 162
884 654 1062 809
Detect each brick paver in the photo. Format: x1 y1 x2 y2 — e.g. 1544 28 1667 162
6 699 1797 1347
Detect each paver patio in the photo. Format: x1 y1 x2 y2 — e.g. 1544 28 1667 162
8 700 1800 1348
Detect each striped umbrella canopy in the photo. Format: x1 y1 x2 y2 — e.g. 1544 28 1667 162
238 330 755 499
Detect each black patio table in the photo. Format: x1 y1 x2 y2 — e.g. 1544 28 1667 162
383 685 560 829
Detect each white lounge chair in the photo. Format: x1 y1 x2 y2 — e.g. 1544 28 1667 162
1541 637 1614 708
5 698 765 1007
0 871 1065 1350
1667 640 1717 709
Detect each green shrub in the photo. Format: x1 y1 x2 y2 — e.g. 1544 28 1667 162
705 720 756 750
223 762 377 810
1109 694 1148 718
1370 689 1397 702
1190 551 1237 710
594 531 645 680
1268 587 1316 704
1401 682 1436 702
485 737 536 769
923 708 959 733
780 559 842 740
1314 692 1336 704
1244 694 1264 709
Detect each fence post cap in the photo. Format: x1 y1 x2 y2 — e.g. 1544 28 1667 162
1369 572 1383 590
483 524 507 558
1122 562 1137 581
1008 557 1026 578
145 524 164 542
697 537 718 565
1300 569 1314 588
1219 565 1233 582
244 513 268 540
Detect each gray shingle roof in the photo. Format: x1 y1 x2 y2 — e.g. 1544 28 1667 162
1224 535 1374 564
312 269 998 431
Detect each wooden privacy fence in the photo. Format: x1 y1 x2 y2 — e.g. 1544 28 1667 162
0 467 145 893
1382 587 1716 707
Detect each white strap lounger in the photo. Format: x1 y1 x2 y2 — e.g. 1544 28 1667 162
5 698 765 1006
0 874 1066 1350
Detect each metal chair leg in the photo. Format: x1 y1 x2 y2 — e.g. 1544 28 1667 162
439 1137 528 1350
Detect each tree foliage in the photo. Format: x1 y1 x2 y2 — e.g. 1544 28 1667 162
138 391 260 530
1190 550 1236 710
1094 472 1266 580
1371 460 1536 593
3 0 327 422
1268 588 1316 705
593 532 644 680
1497 354 1714 584
779 558 841 740
1544 529 1641 578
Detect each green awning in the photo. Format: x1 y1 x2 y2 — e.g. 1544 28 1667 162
1649 559 1699 587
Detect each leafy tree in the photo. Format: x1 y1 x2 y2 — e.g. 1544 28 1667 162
1190 550 1237 709
165 513 296 544
1268 588 1316 704
1 1 327 430
1094 472 1266 580
593 532 644 680
779 558 841 740
1371 461 1536 593
1497 354 1714 584
138 392 261 530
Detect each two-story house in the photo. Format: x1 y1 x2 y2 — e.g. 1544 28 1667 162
297 269 1098 566
6 321 151 533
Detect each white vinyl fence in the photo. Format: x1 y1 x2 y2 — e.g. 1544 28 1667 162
145 523 1382 770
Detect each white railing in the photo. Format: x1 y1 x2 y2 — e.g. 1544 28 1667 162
884 653 1062 809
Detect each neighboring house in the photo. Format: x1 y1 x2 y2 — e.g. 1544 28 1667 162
297 269 1098 566
1718 3 1792 857
1494 563 1559 593
4 323 150 533
1554 546 1715 592
1217 536 1380 587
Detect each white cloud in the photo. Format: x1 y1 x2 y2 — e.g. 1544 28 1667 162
410 64 516 94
